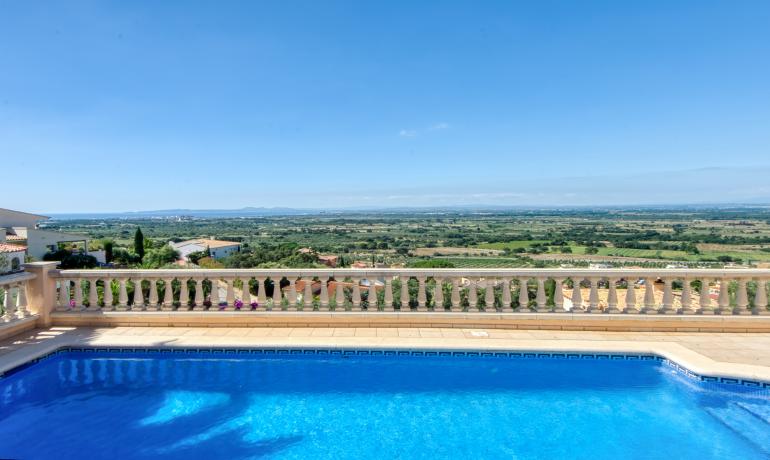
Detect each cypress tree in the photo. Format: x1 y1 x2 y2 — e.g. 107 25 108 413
134 227 145 261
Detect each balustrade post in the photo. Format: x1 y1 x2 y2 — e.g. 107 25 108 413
383 277 394 311
352 279 363 311
320 276 331 310
193 278 205 311
367 279 378 311
661 278 676 315
102 278 113 311
716 278 732 315
642 278 657 314
117 278 128 311
699 278 714 314
240 277 251 309
570 278 583 312
224 278 236 311
256 277 268 311
209 278 221 309
399 276 410 311
147 279 159 311
132 279 144 311
303 278 314 310
179 278 190 311
433 277 444 311
162 278 175 311
74 279 84 310
273 277 284 310
501 278 513 312
288 277 298 311
754 279 769 315
516 278 530 312
536 278 548 313
553 278 565 312
486 279 497 312
334 279 345 311
57 279 70 311
467 279 478 311
735 278 750 315
2 287 15 321
417 276 428 312
16 282 30 317
87 279 99 311
606 278 620 313
450 278 461 312
680 278 695 314
624 277 638 314
587 277 601 313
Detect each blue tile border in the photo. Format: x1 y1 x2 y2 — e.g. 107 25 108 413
2 345 769 389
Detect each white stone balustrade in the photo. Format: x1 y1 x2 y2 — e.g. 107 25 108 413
0 272 35 324
44 268 770 316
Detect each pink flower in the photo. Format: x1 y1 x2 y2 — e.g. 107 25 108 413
234 299 244 310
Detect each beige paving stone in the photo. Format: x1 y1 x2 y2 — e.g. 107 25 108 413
354 328 377 337
397 328 421 338
310 328 335 337
332 328 356 337
376 328 399 337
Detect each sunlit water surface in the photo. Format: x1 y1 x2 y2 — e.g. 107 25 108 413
1 350 769 459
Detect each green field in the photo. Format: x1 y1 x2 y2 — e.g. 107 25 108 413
477 240 548 250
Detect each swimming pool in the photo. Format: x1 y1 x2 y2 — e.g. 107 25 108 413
1 349 768 459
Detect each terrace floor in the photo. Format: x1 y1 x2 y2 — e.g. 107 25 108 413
1 326 770 383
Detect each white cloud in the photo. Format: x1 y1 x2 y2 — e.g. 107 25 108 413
399 129 418 137
429 122 449 131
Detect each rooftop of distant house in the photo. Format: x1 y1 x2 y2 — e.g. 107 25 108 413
172 238 241 249
0 243 26 253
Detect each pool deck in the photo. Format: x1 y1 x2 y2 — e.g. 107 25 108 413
1 327 770 383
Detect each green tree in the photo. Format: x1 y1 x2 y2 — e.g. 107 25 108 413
103 239 114 263
134 228 145 261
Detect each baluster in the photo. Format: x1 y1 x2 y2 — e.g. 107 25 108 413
606 278 620 313
735 278 750 315
132 278 144 311
680 278 694 314
417 276 428 312
320 276 331 310
501 278 513 312
74 279 84 310
179 278 190 311
467 279 478 311
699 278 714 314
661 278 675 314
587 277 601 313
642 278 657 314
367 278 378 311
516 278 530 312
450 278 461 312
383 276 394 311
624 277 637 314
225 278 236 310
117 278 128 311
287 277 298 311
536 277 548 312
334 278 344 311
486 278 497 312
303 277 314 310
57 279 70 311
570 278 583 312
88 279 99 311
2 287 15 321
272 277 283 310
240 277 251 309
193 278 205 311
553 278 565 312
209 278 221 309
754 279 769 315
103 278 114 311
256 277 268 310
433 277 444 311
400 275 410 311
162 278 175 311
147 279 159 311
716 278 731 315
16 282 29 317
352 278 362 311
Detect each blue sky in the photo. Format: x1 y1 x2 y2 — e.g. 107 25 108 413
2 1 769 212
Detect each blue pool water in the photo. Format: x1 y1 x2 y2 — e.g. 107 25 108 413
1 350 769 459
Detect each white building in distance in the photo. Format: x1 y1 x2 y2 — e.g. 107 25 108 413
170 238 241 261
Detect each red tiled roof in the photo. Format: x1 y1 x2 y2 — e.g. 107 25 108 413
0 243 26 253
5 235 25 241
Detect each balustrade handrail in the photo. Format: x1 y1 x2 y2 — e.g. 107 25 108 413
53 268 770 279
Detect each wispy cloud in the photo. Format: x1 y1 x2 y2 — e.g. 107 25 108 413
429 122 449 131
399 129 418 137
